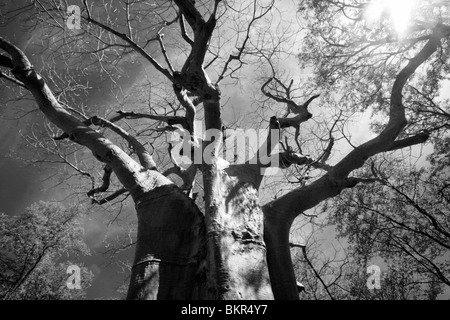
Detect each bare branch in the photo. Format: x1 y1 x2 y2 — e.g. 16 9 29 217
275 151 333 171
261 78 319 154
0 38 33 71
0 53 14 69
93 188 128 205
261 77 290 104
0 37 150 194
157 32 175 73
387 131 430 151
172 0 204 28
81 1 174 82
111 110 190 131
88 116 157 170
179 14 194 46
331 24 450 181
0 70 26 88
87 165 113 198
290 242 335 300
125 0 133 41
263 23 450 223
216 0 274 85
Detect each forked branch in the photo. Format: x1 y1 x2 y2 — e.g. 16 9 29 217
82 0 174 82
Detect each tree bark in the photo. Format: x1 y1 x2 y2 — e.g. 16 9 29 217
203 171 274 299
126 184 205 299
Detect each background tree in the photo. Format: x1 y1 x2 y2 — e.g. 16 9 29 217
0 0 449 299
0 201 93 300
290 236 350 300
328 154 450 298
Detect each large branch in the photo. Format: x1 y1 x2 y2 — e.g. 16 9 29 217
331 24 450 180
87 164 129 205
261 23 450 300
264 23 450 220
226 114 332 189
86 116 156 170
87 165 113 197
0 53 14 69
386 131 430 151
0 70 26 87
0 37 169 196
55 114 157 170
94 188 128 205
172 0 205 28
0 40 32 70
173 0 218 77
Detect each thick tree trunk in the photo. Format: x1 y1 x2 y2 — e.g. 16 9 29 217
203 173 274 299
124 169 274 300
126 184 205 299
263 207 298 300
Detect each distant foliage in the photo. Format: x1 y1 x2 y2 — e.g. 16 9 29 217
328 156 450 299
0 201 93 300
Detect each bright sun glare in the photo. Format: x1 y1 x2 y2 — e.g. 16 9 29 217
365 0 417 36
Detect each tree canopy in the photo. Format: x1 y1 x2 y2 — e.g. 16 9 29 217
0 201 93 300
0 0 449 299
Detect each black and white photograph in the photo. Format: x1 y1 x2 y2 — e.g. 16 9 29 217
0 0 449 306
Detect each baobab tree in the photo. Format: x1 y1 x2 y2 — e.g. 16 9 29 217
0 0 449 299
